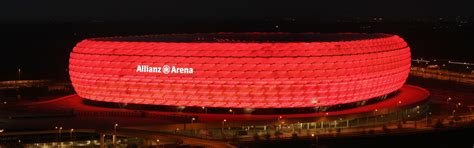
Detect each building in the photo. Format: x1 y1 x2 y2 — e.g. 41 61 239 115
69 33 423 114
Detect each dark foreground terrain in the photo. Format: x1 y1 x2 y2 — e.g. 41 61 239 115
239 126 474 148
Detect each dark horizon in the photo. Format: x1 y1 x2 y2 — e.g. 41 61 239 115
1 0 474 22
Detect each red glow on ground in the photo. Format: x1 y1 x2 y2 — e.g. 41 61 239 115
26 85 429 122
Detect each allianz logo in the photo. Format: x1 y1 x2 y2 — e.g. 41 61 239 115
136 65 194 74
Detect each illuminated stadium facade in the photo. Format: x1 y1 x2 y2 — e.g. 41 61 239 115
69 33 415 114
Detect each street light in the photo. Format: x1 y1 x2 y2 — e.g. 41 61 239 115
70 129 74 141
374 109 378 125
54 126 58 141
426 112 432 125
17 68 21 80
59 127 63 142
191 117 195 134
447 97 452 104
397 101 402 120
222 119 227 133
229 109 235 117
156 139 160 147
114 123 119 133
113 123 119 146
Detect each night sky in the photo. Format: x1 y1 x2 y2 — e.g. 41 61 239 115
0 1 473 81
0 0 473 22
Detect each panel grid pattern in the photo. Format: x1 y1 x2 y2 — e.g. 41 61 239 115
69 33 411 108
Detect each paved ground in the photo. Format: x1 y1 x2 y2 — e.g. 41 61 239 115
118 130 237 148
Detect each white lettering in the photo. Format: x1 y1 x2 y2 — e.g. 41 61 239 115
136 65 142 72
136 65 193 74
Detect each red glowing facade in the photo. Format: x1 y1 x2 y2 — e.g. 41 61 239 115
69 33 411 108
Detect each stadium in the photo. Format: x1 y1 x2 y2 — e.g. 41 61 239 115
69 33 429 115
